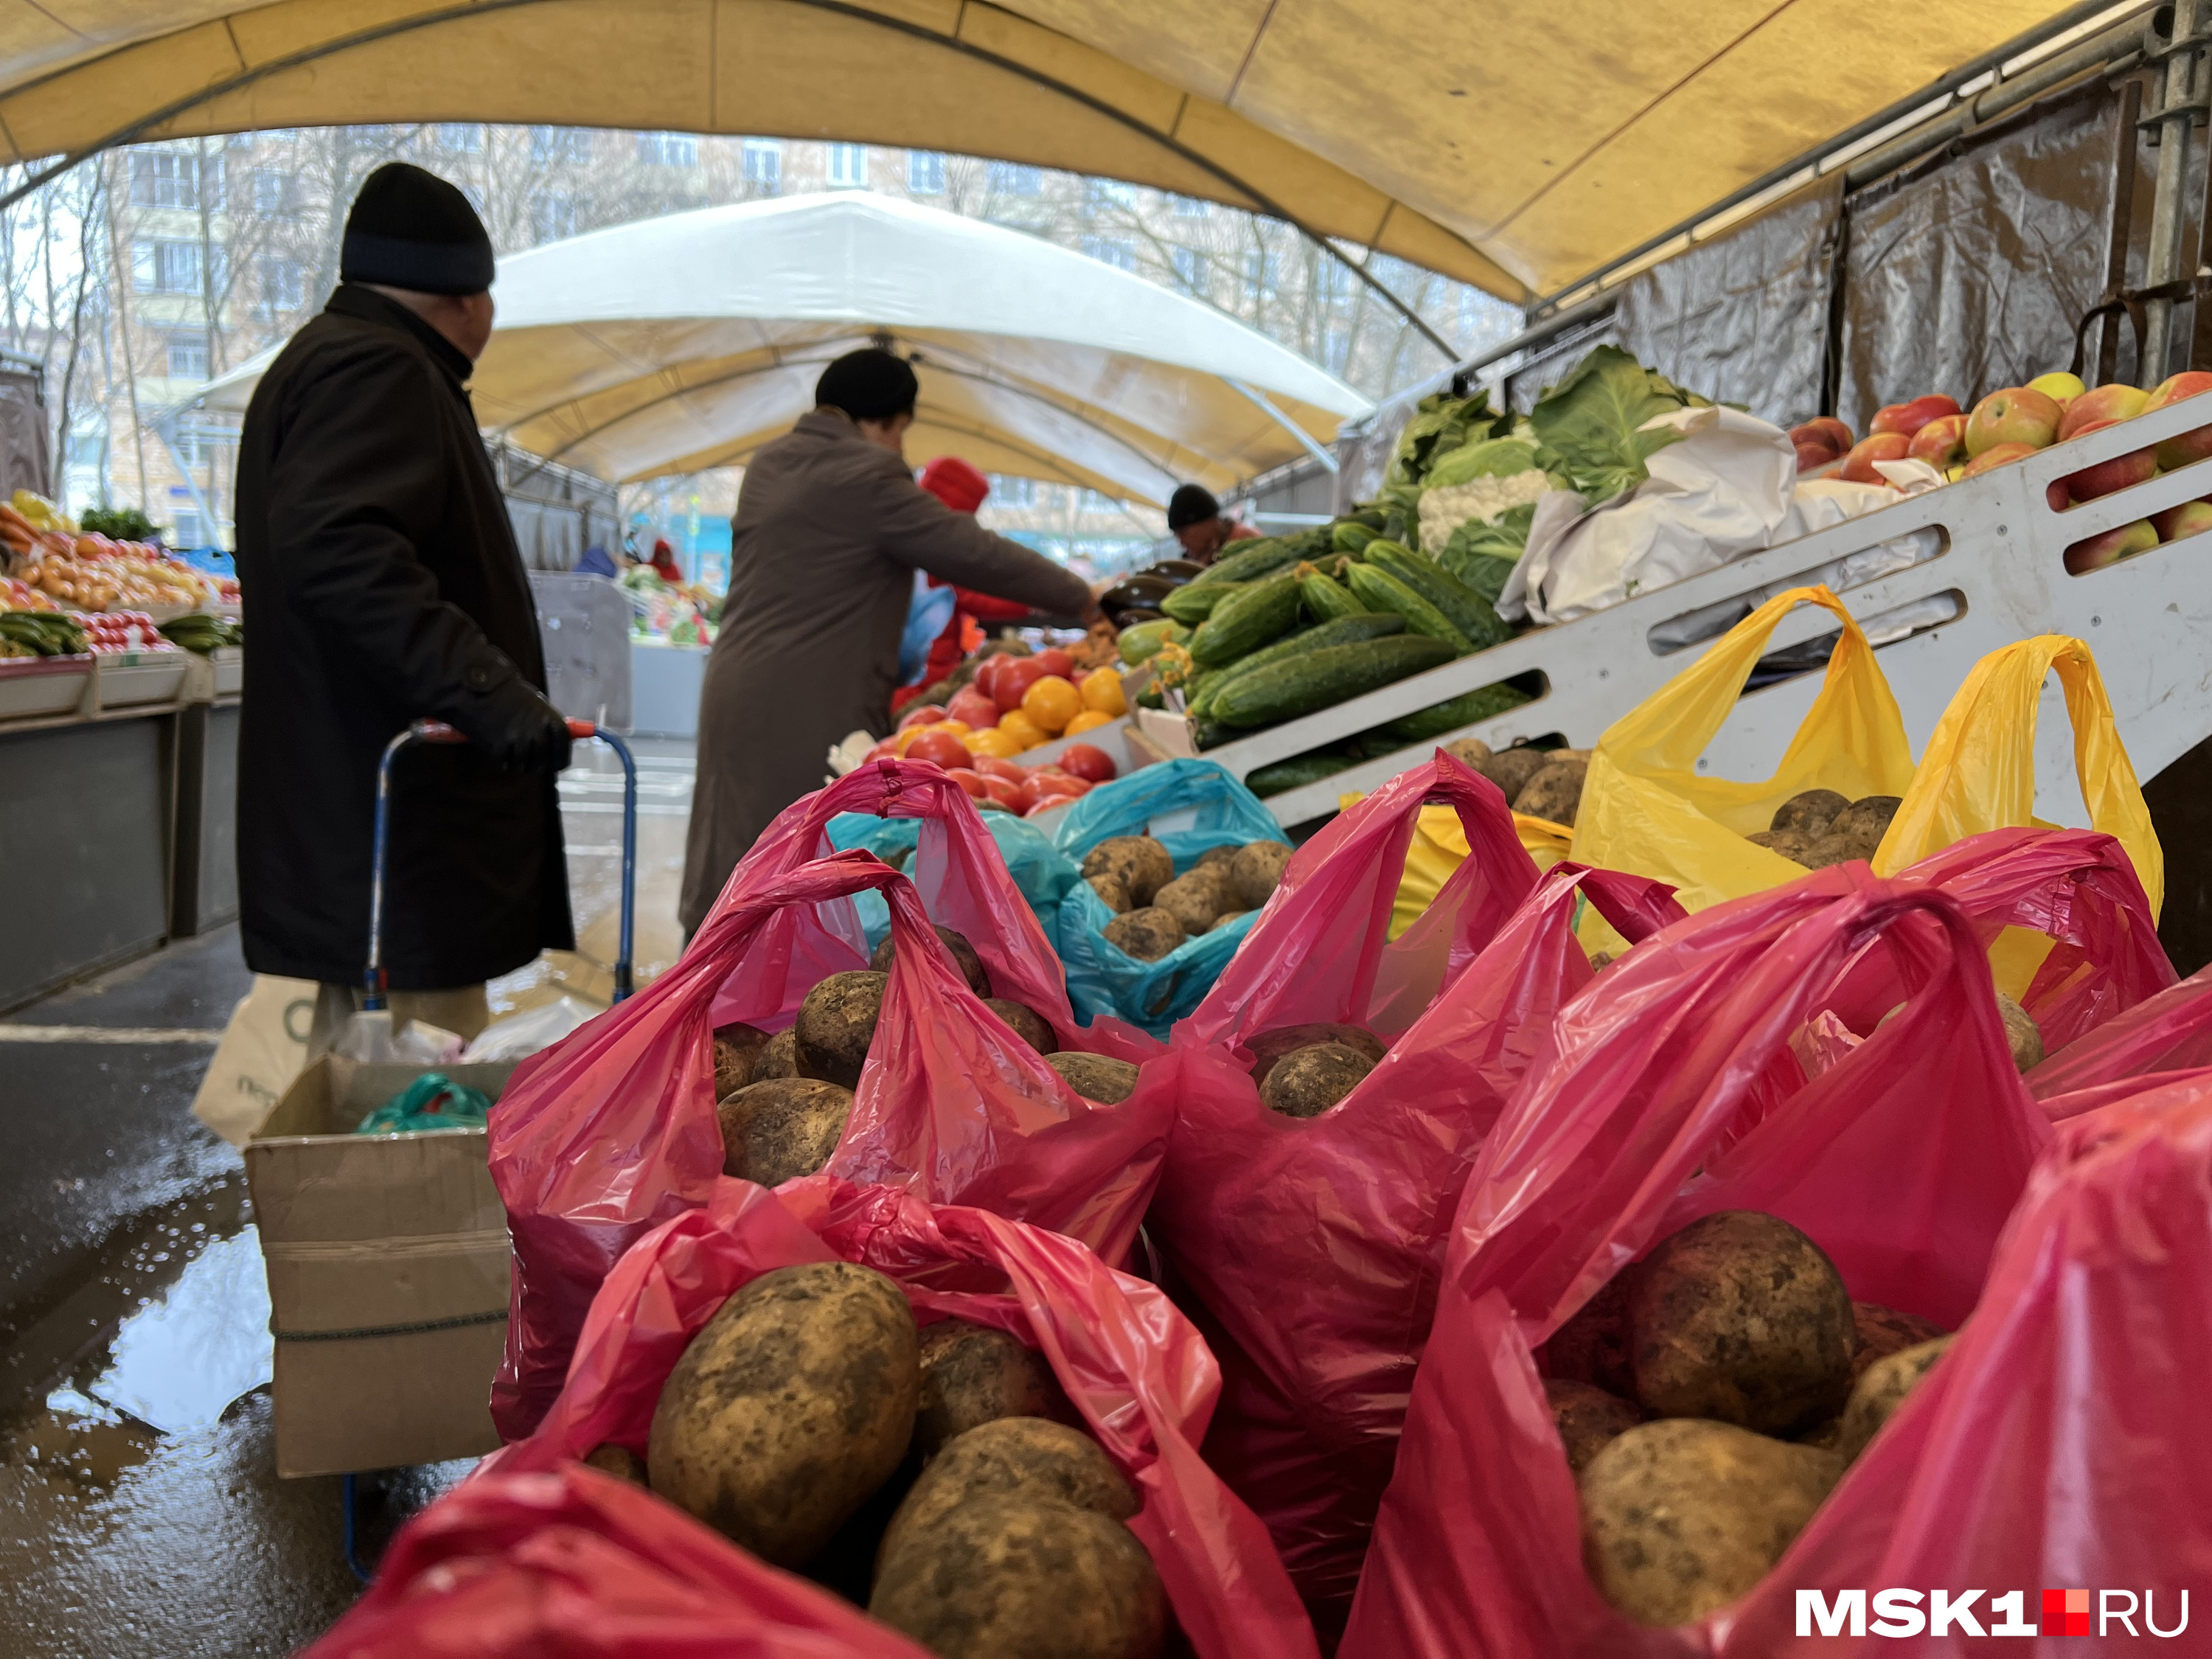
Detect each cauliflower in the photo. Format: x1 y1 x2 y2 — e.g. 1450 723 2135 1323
1419 469 1552 550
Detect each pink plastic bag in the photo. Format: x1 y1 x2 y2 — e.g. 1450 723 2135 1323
1152 860 1681 1638
352 1178 1315 1659
491 852 1171 1439
1345 867 2052 1658
2023 961 2212 1100
1178 751 1540 1053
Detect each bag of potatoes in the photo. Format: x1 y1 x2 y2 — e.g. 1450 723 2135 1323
330 1176 1321 1659
1346 869 2056 1653
490 852 1170 1441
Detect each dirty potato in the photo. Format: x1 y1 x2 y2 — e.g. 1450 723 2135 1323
1441 736 1495 774
1088 872 1134 914
1152 869 1227 936
1104 907 1186 962
1797 830 1879 870
647 1262 919 1567
1851 1302 1948 1383
1194 844 1241 874
1228 841 1295 910
914 1320 1071 1461
1045 1051 1141 1104
1245 1022 1386 1087
1482 746 1552 803
1082 837 1174 907
1514 759 1587 826
582 1442 650 1486
1209 908 1251 932
796 970 888 1088
1545 1378 1642 1474
1997 993 2044 1072
755 1028 799 1081
1546 1276 1636 1399
1745 829 1815 866
984 998 1057 1054
872 925 991 997
1834 1336 1952 1464
1624 1210 1856 1435
713 1022 771 1099
720 1077 854 1186
1259 1042 1377 1119
1826 795 1902 843
1770 789 1850 838
877 1416 1136 1574
1580 1419 1841 1625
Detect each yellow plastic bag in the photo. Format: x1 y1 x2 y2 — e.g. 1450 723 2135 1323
1340 794 1574 941
1872 635 2160 996
1570 585 1919 917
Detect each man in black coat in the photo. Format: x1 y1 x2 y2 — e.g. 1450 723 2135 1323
234 164 574 1046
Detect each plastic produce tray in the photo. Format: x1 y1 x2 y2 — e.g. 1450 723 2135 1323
0 654 93 722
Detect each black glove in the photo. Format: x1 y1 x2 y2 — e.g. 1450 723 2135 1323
466 672 574 773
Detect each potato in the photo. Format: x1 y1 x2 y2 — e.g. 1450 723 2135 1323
756 1028 799 1080
872 925 991 997
1259 1042 1376 1119
1245 1022 1386 1086
877 1416 1137 1575
806 1459 918 1607
1997 993 2044 1071
796 970 888 1088
1797 829 1878 870
1770 788 1849 838
1082 836 1174 906
872 1496 1166 1659
1745 828 1814 866
1834 1336 1952 1464
720 1077 854 1186
1045 1051 1141 1104
1795 1417 1844 1450
1228 841 1295 909
1850 1301 1947 1382
1514 759 1587 826
1545 1378 1641 1474
1589 950 1617 972
1152 869 1226 936
1194 844 1241 874
582 1442 649 1486
1209 908 1251 932
914 1320 1071 1461
1088 872 1134 914
984 998 1057 1054
1624 1210 1855 1435
713 1022 771 1099
1827 795 1901 843
647 1262 919 1567
1105 907 1186 962
1580 1419 1841 1625
1546 1276 1635 1399
1482 746 1551 802
1441 736 1494 774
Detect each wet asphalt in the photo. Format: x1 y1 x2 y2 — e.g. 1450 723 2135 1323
0 741 695 1658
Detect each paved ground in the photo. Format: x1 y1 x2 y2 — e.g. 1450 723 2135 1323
0 740 695 1658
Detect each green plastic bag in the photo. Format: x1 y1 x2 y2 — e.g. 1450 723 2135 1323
355 1072 493 1135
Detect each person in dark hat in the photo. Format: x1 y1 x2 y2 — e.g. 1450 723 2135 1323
234 161 574 1049
1165 482 1257 563
679 347 1096 933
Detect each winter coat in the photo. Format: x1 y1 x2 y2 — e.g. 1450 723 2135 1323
234 283 572 989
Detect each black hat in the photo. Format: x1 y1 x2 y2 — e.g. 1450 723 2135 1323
816 348 919 422
1166 484 1222 532
341 163 495 295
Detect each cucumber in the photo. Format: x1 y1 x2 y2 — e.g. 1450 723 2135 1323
1247 751 1360 797
1187 612 1405 717
1211 634 1457 728
1116 618 1188 665
1357 681 1534 751
1332 519 1377 554
1300 570 1366 623
1189 569 1301 667
1191 714 1231 751
1163 580 1241 625
1180 537 1299 590
1363 540 1512 650
1345 563 1472 653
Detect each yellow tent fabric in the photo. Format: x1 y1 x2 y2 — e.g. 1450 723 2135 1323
0 0 2086 299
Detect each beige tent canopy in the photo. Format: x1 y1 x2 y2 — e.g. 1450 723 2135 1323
0 0 2104 305
193 190 1371 503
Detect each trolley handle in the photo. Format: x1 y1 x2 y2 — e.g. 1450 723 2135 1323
366 717 638 1010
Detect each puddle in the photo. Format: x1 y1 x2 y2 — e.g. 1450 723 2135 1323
86 1227 272 1436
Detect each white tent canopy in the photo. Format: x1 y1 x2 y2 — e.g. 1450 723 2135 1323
197 191 1370 504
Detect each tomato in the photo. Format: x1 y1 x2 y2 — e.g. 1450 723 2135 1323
1062 709 1113 736
863 737 900 763
1019 771 1091 813
903 730 971 770
996 709 1048 751
974 754 1029 786
992 657 1048 712
897 703 946 730
1020 675 1082 736
973 655 1006 702
947 687 999 728
945 766 988 798
1079 668 1126 716
961 727 1023 759
1056 742 1117 784
1032 647 1075 680
981 775 1026 811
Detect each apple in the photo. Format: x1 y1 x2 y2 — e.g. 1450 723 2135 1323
1961 441 2039 479
946 687 999 729
2063 518 2159 574
1840 431 1912 484
1787 418 1851 460
2053 418 2158 503
1794 439 1837 474
1965 387 2062 456
2144 371 2212 469
1870 394 1961 439
1907 413 1969 467
2056 382 2149 441
2029 371 2087 406
2154 498 2212 540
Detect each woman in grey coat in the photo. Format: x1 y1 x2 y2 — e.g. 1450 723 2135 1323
678 349 1093 932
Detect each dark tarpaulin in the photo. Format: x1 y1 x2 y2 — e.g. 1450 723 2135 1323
1837 84 2132 434
1611 177 1841 426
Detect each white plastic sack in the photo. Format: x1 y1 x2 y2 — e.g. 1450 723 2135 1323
460 995 602 1062
333 1011 464 1065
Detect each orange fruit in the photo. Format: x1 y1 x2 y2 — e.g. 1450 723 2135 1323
1079 668 1126 716
1020 674 1082 735
996 709 1048 751
1062 708 1114 735
962 726 1023 759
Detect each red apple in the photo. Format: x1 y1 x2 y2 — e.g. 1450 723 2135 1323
1961 440 2039 479
2154 498 2212 540
945 766 988 798
1964 387 2062 456
1906 413 1969 467
980 775 1025 811
1793 439 1837 474
1839 431 1911 484
2046 478 2071 512
903 730 970 770
2054 418 2158 503
1031 647 1075 681
1800 416 1854 455
946 687 999 729
992 658 1048 712
2144 371 2212 469
1870 394 1961 439
2064 518 2159 574
2055 382 2149 441
897 703 947 730
1055 742 1118 784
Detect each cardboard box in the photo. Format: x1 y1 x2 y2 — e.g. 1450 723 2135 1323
246 1054 520 1478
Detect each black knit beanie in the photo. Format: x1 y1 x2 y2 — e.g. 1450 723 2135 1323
341 163 495 295
815 348 919 421
1166 483 1222 532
